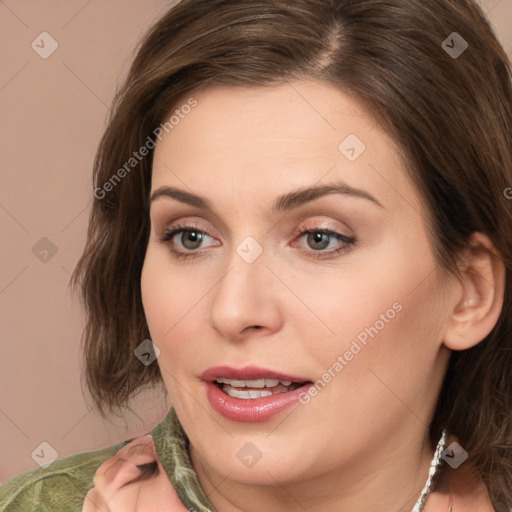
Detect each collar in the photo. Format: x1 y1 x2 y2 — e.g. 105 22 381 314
150 406 217 512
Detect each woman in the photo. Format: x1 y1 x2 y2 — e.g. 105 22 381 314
1 0 511 510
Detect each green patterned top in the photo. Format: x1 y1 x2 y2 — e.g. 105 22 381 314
0 407 217 511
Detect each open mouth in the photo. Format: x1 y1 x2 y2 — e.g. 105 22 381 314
214 378 310 399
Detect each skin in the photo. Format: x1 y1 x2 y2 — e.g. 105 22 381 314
423 435 496 512
140 80 504 512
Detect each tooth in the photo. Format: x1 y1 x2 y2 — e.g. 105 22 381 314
249 390 273 398
230 379 247 388
226 388 274 399
245 379 265 388
226 388 251 398
216 377 295 389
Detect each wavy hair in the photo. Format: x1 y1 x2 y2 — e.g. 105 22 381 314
70 0 512 508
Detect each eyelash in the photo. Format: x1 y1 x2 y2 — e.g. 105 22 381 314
157 222 356 261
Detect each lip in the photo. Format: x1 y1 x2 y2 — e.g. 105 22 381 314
201 366 313 422
204 381 313 422
200 365 309 383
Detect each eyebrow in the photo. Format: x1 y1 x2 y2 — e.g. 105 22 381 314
149 179 384 213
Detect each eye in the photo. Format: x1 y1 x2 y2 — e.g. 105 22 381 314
293 224 356 260
158 223 217 260
157 222 356 261
305 231 336 250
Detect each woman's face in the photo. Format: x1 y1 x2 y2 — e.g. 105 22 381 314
141 80 456 489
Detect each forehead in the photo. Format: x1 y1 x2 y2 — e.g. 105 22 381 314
155 81 376 157
150 81 421 215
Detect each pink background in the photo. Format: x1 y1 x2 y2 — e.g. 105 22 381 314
1 0 511 482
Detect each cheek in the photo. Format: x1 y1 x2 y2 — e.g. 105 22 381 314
140 250 210 377
306 246 443 389
141 250 201 335
295 264 407 361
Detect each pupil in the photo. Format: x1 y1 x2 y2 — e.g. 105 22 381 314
308 232 328 250
183 231 202 249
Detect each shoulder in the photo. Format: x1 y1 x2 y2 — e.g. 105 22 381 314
448 464 497 512
425 462 498 512
0 439 128 512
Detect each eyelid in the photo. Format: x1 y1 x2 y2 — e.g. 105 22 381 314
158 217 356 262
158 218 215 241
158 216 350 243
158 221 217 246
289 223 356 258
292 217 352 237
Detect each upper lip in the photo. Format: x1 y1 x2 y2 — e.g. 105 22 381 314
201 365 311 383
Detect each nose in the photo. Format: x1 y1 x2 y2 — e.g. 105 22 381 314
208 241 283 342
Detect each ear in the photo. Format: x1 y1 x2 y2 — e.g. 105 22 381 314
443 232 506 351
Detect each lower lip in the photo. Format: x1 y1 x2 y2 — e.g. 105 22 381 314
204 381 313 422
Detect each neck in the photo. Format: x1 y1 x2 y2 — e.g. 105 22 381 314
189 425 437 512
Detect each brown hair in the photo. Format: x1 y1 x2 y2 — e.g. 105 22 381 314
70 0 512 508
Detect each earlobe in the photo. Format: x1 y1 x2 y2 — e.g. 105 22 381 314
443 232 506 351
